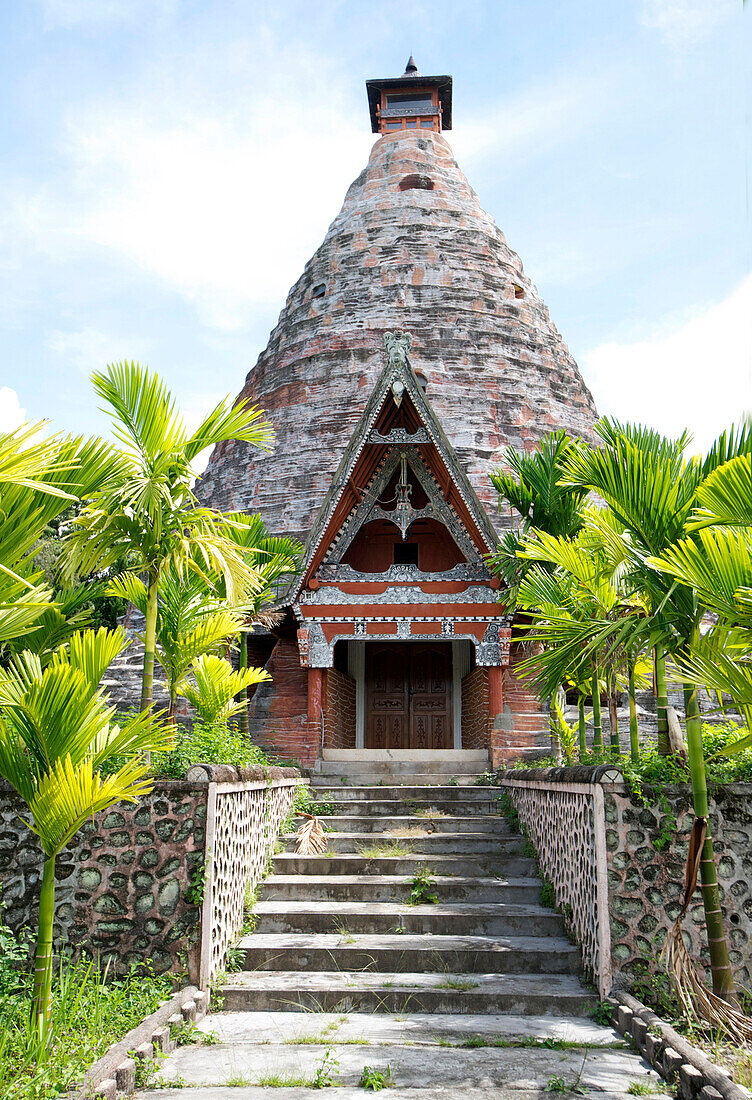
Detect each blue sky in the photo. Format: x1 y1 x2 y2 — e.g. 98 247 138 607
0 0 749 455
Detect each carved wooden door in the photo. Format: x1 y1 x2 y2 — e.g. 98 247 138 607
409 643 452 750
365 643 452 750
365 644 409 749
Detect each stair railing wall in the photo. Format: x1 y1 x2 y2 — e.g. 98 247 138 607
499 767 620 998
198 774 300 988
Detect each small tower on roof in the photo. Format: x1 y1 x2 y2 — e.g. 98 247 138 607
366 56 452 136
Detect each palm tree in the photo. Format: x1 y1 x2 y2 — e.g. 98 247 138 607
107 569 245 719
217 513 301 735
0 628 171 1043
516 513 648 758
176 653 269 724
0 424 118 647
62 363 274 711
561 422 752 1002
489 430 588 606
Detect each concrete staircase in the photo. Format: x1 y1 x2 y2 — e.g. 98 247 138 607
140 753 665 1098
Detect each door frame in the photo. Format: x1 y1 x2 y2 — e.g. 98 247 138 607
349 639 465 750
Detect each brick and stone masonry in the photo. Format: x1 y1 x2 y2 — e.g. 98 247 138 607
198 128 597 543
191 80 600 766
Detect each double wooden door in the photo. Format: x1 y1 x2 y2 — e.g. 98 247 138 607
365 642 453 750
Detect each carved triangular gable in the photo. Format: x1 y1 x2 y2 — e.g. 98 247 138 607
291 332 499 601
323 445 480 565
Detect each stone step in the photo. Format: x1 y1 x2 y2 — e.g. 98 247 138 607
218 969 598 1016
237 932 581 974
251 901 564 937
311 796 502 815
290 814 509 834
139 1089 660 1100
261 874 541 904
189 1008 624 1047
281 831 519 855
154 1040 655 1092
311 773 485 787
273 853 537 877
310 784 496 800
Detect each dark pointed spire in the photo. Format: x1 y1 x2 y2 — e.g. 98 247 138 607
404 55 418 74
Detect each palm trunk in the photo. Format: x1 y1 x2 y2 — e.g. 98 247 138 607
628 661 639 763
655 644 669 755
608 671 620 756
591 669 604 756
578 693 587 759
31 854 56 1046
550 690 562 763
140 576 159 712
683 682 736 1001
237 631 249 738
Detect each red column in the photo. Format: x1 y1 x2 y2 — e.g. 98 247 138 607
488 665 504 720
487 665 504 768
308 667 324 752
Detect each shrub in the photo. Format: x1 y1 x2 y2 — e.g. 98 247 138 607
152 719 269 779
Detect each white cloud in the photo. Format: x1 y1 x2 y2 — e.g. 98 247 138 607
48 327 153 375
0 388 26 432
35 0 177 31
638 0 738 48
581 274 752 454
453 73 605 166
11 38 373 332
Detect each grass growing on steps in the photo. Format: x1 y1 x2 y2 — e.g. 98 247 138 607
435 978 480 991
434 1035 628 1050
358 841 414 858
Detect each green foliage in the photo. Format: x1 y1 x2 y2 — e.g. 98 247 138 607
406 869 439 906
550 697 578 763
539 878 556 909
0 940 172 1100
292 785 335 817
176 654 269 724
626 1081 654 1095
628 950 681 1021
152 718 269 779
621 722 752 795
589 1001 614 1026
312 1048 340 1089
496 790 520 832
185 857 209 906
359 1064 393 1091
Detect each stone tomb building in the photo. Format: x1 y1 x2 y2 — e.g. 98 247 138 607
198 59 598 769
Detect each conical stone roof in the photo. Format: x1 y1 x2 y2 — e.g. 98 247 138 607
198 129 597 542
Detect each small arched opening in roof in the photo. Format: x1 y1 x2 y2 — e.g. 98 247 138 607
399 174 434 191
311 283 326 299
513 283 525 299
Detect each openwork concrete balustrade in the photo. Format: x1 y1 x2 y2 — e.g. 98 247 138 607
499 766 619 997
189 766 299 986
499 768 752 997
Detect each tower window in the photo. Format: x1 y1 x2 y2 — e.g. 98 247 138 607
399 174 434 192
393 542 419 566
513 284 524 299
312 283 326 298
386 92 433 110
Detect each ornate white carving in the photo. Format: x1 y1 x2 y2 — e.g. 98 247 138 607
316 561 494 584
299 584 499 607
368 427 430 445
